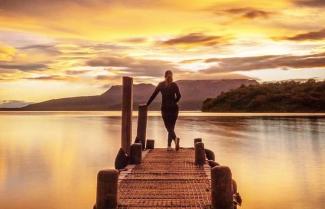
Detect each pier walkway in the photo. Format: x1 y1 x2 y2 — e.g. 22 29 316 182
118 148 212 209
94 77 239 209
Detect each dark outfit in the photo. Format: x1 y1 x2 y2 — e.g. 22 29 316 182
147 81 181 147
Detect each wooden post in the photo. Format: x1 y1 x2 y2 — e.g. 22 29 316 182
130 143 142 164
146 139 155 149
121 76 133 154
194 138 202 146
95 169 119 209
211 166 234 209
195 142 205 165
136 104 147 150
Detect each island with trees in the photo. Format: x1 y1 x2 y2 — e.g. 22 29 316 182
202 79 325 112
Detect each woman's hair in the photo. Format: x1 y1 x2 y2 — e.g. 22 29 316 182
165 70 172 78
164 70 173 83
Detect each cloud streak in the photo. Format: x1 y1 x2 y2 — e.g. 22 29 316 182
222 8 273 19
280 28 325 41
202 52 325 73
0 62 47 72
159 33 224 47
294 0 325 7
19 44 61 55
86 56 177 77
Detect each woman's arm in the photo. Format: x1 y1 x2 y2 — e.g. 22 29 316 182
175 84 181 103
146 84 160 106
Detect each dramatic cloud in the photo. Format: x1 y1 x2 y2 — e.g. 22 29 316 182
203 52 325 73
86 56 177 77
121 37 147 43
65 70 91 75
0 0 169 16
222 8 272 19
1 0 325 102
0 62 47 72
159 33 223 47
294 0 325 7
25 75 66 80
19 44 61 55
0 0 98 15
280 29 325 41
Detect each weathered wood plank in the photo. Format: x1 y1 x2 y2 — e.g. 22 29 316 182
118 148 212 208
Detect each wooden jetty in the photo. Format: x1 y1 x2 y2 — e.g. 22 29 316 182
118 148 211 208
94 77 240 209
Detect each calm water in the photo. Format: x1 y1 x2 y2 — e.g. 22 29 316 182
0 111 325 209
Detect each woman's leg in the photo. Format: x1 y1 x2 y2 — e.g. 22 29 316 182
169 108 179 143
162 107 179 147
162 111 173 147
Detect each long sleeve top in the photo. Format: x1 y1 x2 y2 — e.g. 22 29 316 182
146 81 181 110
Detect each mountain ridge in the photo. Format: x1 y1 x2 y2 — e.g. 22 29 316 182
1 79 258 111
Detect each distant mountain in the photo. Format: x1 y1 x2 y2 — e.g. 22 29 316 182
2 79 257 111
202 79 325 112
0 100 32 108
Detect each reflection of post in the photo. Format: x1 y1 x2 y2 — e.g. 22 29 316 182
121 76 133 154
136 104 147 150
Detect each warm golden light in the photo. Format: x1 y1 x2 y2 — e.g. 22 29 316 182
0 0 325 103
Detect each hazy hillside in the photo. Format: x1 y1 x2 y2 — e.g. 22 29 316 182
202 79 325 112
6 79 257 111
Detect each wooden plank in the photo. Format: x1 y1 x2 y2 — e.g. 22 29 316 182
118 148 212 208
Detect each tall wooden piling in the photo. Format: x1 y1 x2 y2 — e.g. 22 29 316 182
211 166 234 209
96 169 119 209
121 76 133 154
136 104 147 149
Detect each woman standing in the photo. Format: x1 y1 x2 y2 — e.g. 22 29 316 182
146 70 181 151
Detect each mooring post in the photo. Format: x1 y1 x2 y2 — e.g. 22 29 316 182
146 139 155 149
136 104 147 150
121 76 133 154
211 166 234 209
195 142 205 165
95 169 119 209
194 138 202 146
130 143 142 164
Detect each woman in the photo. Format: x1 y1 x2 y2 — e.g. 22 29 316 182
146 70 181 151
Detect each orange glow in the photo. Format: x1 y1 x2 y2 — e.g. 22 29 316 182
0 0 324 102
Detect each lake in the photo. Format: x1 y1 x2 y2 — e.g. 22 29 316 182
0 111 325 209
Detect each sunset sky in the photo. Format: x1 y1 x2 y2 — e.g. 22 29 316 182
0 0 325 104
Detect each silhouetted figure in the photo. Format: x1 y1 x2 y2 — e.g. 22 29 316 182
146 70 181 151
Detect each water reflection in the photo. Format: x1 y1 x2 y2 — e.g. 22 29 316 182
0 112 324 209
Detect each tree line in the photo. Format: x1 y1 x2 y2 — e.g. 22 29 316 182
202 79 325 112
